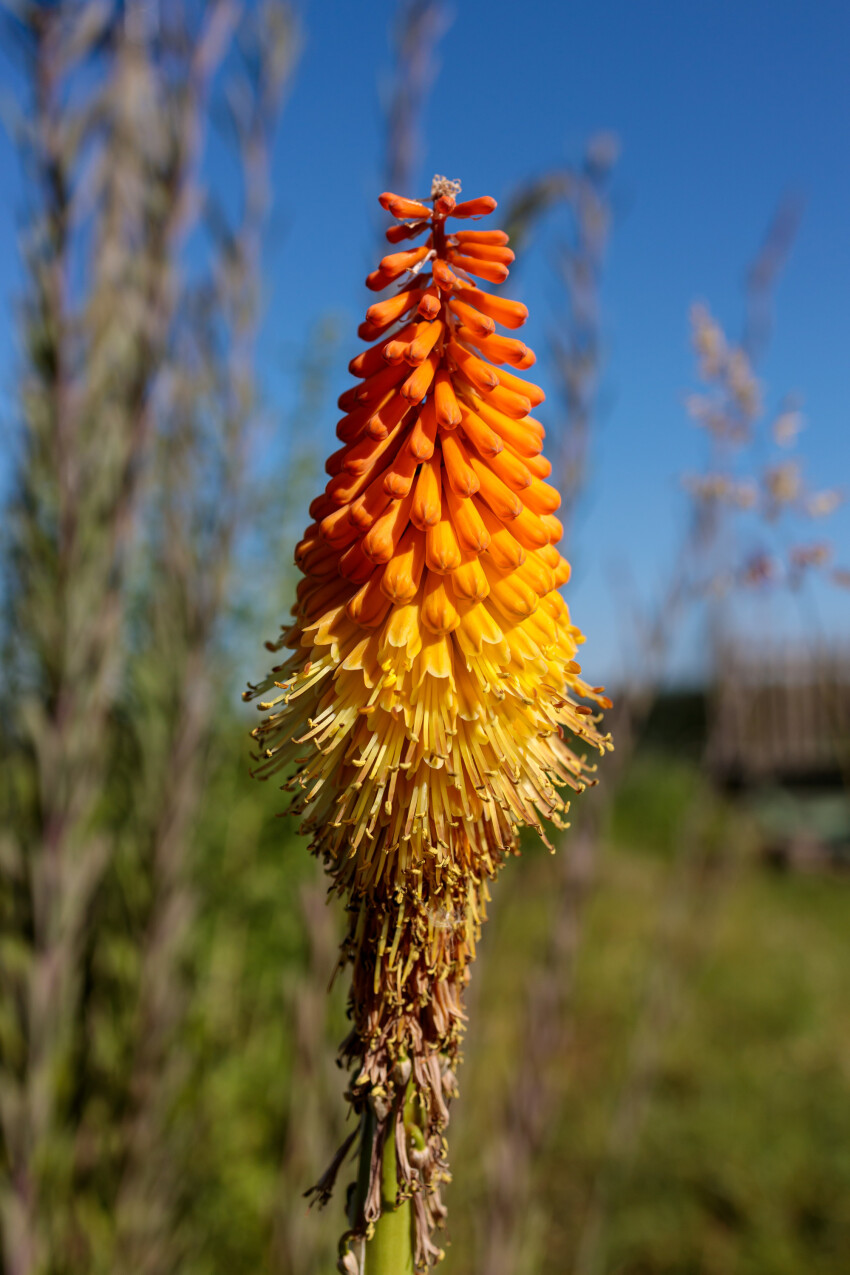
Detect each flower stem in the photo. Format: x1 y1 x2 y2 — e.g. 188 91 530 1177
362 1114 415 1275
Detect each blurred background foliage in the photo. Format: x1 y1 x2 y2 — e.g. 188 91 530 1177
0 3 848 1275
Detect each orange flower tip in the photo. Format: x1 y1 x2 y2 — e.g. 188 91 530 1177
408 404 438 460
422 574 460 634
418 294 441 319
349 345 391 377
434 371 461 428
454 229 510 247
382 339 409 362
361 535 393 565
518 476 558 517
525 453 553 481
515 511 551 554
452 242 515 267
450 195 498 219
452 351 498 395
401 354 437 402
413 506 441 530
542 513 564 543
364 306 390 328
346 575 392 627
324 447 344 477
339 545 374 583
453 255 509 284
366 269 391 291
406 320 443 366
408 429 435 459
309 493 334 521
450 300 495 337
385 219 429 244
433 193 457 218
426 523 461 573
384 474 411 498
487 385 531 419
433 259 461 291
381 577 416 606
553 556 571 586
493 449 532 491
364 283 428 331
451 559 489 601
380 193 432 219
380 247 430 276
463 426 501 458
456 288 528 330
495 366 545 408
467 334 534 369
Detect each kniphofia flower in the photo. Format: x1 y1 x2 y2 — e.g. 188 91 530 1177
245 176 611 1270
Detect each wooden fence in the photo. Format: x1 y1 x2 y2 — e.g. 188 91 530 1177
707 643 850 784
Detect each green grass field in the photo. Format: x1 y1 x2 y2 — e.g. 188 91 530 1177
443 756 850 1274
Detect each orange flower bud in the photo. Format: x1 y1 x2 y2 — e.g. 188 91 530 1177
443 481 491 553
381 524 425 603
453 229 509 246
385 219 430 243
408 398 439 460
486 445 532 492
425 515 462 573
433 368 462 428
469 453 523 522
451 254 509 284
450 195 498 218
401 350 439 402
406 319 444 366
421 570 460 634
378 244 430 280
457 403 503 457
449 297 495 336
454 286 528 329
379 191 431 218
411 452 442 528
441 431 479 497
450 553 489 601
366 283 427 329
450 241 515 266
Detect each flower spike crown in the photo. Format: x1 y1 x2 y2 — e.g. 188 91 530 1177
246 176 612 1268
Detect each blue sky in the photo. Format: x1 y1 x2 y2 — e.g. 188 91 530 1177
2 1 848 682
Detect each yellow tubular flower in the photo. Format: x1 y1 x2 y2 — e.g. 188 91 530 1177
245 176 612 1269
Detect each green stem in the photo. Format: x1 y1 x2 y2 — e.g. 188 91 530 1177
364 1121 415 1275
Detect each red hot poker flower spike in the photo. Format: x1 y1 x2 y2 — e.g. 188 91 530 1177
246 175 612 1270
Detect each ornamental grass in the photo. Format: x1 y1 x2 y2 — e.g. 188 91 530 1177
245 175 611 1272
